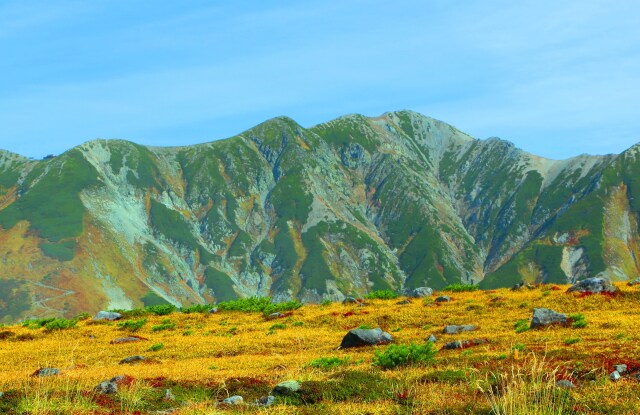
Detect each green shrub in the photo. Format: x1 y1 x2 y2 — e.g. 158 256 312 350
180 304 215 314
372 342 437 369
44 318 78 331
364 290 398 300
358 324 373 330
145 304 176 316
151 320 176 332
512 343 526 352
74 312 91 321
118 319 147 332
148 343 164 352
217 297 302 315
564 337 581 345
292 321 304 327
569 313 587 328
321 299 332 306
442 284 479 292
269 323 287 331
22 318 56 329
514 319 530 333
307 356 351 371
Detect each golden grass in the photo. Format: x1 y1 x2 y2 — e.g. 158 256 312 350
1 283 640 414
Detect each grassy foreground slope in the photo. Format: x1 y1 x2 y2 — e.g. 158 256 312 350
1 283 639 414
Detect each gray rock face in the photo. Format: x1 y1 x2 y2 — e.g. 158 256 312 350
111 336 145 344
567 277 617 294
610 371 622 382
32 368 60 377
435 296 451 303
614 364 628 374
93 311 122 321
119 355 146 364
555 380 575 389
222 395 244 405
442 338 489 350
530 308 567 328
340 328 393 348
95 376 128 394
256 395 276 407
272 380 300 396
443 325 477 334
404 287 433 298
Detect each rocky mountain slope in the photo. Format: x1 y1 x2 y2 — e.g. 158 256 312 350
1 111 639 320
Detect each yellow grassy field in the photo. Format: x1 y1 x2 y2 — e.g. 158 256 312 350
1 283 640 414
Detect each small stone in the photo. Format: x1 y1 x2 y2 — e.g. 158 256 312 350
610 371 622 382
222 395 243 405
404 287 433 298
530 308 567 329
95 380 118 394
111 336 146 344
567 277 618 294
208 307 219 314
427 334 437 343
343 297 359 304
93 311 122 321
614 364 628 374
555 380 575 389
442 338 489 350
32 368 60 377
267 312 283 320
273 380 300 396
163 389 176 401
435 296 450 303
256 395 276 406
119 355 146 364
490 296 505 303
443 325 478 334
396 299 411 305
340 328 393 348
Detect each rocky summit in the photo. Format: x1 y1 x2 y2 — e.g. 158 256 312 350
1 110 640 320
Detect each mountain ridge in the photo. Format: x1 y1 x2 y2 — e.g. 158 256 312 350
0 110 639 321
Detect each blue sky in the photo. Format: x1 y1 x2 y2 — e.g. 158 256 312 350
1 0 639 159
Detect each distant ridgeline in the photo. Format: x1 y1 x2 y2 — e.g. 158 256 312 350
1 110 639 320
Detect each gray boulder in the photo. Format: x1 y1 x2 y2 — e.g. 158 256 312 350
256 395 276 407
610 371 622 382
404 287 433 298
555 380 575 389
222 395 244 405
442 338 489 350
95 376 128 395
272 380 300 396
567 277 617 294
614 364 628 374
530 308 567 329
208 307 219 314
32 368 60 377
443 325 477 334
93 311 122 321
427 334 438 343
340 328 393 348
111 336 145 344
435 296 451 303
119 355 146 364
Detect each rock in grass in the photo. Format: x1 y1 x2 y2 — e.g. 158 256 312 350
208 307 219 314
93 311 122 321
111 336 146 344
222 395 243 405
442 338 489 350
343 297 360 304
530 308 567 329
396 299 411 305
435 296 450 303
427 334 438 343
95 379 118 394
340 328 393 348
614 364 628 374
404 287 433 298
555 380 575 389
119 355 146 364
256 395 276 406
163 389 175 401
443 325 477 334
31 368 60 377
567 277 617 294
272 380 300 396
628 278 640 286
610 371 622 382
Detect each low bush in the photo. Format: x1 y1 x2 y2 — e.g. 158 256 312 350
152 319 176 332
569 313 587 328
148 343 164 352
146 304 176 316
442 284 479 292
372 342 437 369
217 297 302 315
514 319 529 333
118 319 147 332
44 318 78 331
180 304 215 314
307 356 351 371
364 290 398 300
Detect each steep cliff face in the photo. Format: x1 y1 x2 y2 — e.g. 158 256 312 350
0 111 638 320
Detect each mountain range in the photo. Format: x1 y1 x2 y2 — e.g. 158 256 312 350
1 110 639 321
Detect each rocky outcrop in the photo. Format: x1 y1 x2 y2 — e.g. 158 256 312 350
567 277 618 294
339 328 393 348
530 308 568 328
